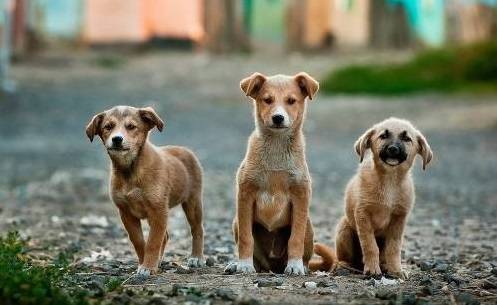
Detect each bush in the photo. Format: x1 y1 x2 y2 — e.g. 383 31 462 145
0 232 89 305
322 41 497 95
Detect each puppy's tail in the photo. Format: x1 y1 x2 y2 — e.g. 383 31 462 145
308 243 337 272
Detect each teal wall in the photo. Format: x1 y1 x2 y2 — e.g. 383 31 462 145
29 0 83 39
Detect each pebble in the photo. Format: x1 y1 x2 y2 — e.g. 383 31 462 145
206 257 216 267
334 267 351 276
419 261 435 271
254 278 284 287
303 281 317 289
455 293 480 305
433 263 449 273
375 288 396 300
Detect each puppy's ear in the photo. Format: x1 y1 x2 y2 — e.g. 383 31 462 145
417 132 433 170
85 112 105 142
240 73 266 99
139 107 165 132
354 128 375 162
294 72 319 100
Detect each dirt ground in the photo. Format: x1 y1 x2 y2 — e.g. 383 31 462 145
1 51 497 305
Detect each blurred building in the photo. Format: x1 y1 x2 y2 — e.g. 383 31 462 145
1 0 497 54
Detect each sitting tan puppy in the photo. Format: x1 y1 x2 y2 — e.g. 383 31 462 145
86 106 205 277
312 118 433 278
225 72 325 275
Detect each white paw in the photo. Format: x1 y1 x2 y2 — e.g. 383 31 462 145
284 259 306 276
224 259 256 274
187 256 206 268
136 265 152 277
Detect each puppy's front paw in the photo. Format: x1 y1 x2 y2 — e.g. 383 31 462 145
136 265 154 277
224 259 256 274
363 262 382 276
284 259 306 276
187 256 206 268
384 266 408 280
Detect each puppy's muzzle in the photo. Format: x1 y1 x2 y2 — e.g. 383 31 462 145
109 135 129 151
380 143 407 166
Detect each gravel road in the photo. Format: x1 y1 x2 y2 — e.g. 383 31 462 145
1 51 496 305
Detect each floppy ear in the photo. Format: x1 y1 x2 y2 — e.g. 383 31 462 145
417 132 433 170
294 72 319 100
139 107 164 132
240 72 266 99
85 112 105 142
354 128 375 162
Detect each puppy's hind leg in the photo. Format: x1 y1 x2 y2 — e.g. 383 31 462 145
182 194 205 268
336 217 363 271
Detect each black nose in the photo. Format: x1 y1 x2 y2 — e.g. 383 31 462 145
112 136 123 146
387 145 400 156
272 114 284 125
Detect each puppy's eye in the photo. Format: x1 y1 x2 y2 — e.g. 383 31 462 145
287 97 296 105
126 124 136 130
263 97 273 104
379 132 389 139
103 124 113 131
402 136 412 142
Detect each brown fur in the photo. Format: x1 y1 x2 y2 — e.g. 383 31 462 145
86 106 205 276
312 118 433 278
225 72 322 275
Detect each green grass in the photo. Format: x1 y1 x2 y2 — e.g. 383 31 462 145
0 231 90 305
321 41 497 95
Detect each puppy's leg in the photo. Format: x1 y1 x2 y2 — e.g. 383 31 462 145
285 184 310 275
225 185 256 273
383 215 407 279
139 206 167 276
356 210 381 276
336 217 362 270
118 208 145 264
182 194 205 268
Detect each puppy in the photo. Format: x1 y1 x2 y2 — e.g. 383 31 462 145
86 106 205 276
225 72 323 275
311 118 433 278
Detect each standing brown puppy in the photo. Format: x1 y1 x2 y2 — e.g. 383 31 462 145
225 72 322 275
86 106 205 277
311 118 433 278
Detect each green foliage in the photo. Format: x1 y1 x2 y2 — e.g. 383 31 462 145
322 41 497 95
104 277 122 293
0 231 90 305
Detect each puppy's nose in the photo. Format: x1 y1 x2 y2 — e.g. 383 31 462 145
112 135 123 146
272 114 285 125
387 145 400 156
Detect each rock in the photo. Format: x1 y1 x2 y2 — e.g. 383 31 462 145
419 285 433 296
215 288 237 301
235 296 261 305
303 281 317 289
375 288 396 300
147 297 168 305
85 279 105 297
254 277 284 287
400 292 417 305
175 266 194 274
433 263 449 273
317 280 337 288
455 293 480 305
420 276 434 286
445 274 465 286
206 257 216 267
334 267 351 276
80 215 109 228
419 261 435 271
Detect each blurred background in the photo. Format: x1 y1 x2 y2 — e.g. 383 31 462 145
0 0 496 298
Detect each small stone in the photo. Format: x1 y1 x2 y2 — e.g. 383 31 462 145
254 277 284 287
433 263 449 273
445 274 465 286
375 288 396 300
317 280 337 288
235 296 261 305
419 261 435 271
303 281 317 289
455 292 480 305
420 276 433 286
419 285 433 296
334 267 351 276
215 288 237 301
175 266 193 274
206 257 216 267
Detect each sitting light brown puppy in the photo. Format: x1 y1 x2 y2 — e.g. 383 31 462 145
225 72 325 275
313 118 433 278
86 106 205 277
